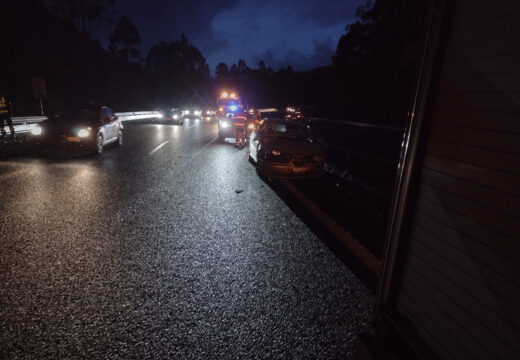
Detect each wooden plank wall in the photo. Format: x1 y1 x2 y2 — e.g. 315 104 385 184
394 0 520 359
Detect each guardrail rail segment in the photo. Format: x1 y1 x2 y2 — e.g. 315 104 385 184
5 111 162 137
12 111 161 124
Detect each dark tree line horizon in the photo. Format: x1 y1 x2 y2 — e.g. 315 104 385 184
0 0 427 127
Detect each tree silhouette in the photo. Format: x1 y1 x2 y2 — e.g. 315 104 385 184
145 35 211 104
146 35 209 77
216 63 229 80
258 60 266 72
229 64 238 76
48 0 115 36
108 16 141 62
237 59 249 73
331 0 427 124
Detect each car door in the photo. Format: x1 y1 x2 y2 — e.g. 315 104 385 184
106 107 118 141
250 122 265 161
100 107 111 142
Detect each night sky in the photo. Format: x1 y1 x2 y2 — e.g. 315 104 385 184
114 0 364 72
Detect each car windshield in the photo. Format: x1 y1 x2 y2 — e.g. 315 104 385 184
51 108 98 121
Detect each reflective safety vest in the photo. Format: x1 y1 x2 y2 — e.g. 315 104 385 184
234 115 247 127
0 96 8 114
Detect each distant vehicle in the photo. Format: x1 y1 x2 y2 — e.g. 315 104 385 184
203 109 215 119
285 107 303 121
218 112 257 142
217 113 235 141
41 106 122 154
217 91 252 142
216 91 242 118
182 107 202 119
248 118 323 179
161 108 183 124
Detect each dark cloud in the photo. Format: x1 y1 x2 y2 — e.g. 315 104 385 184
253 40 336 71
116 0 240 52
114 0 363 71
207 0 362 71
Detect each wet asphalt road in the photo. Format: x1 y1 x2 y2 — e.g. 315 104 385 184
1 119 373 359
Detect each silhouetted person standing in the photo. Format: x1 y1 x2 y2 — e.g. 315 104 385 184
234 111 247 148
0 94 14 136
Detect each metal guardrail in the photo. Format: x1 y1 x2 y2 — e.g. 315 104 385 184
11 116 48 125
11 111 161 124
306 117 402 203
8 111 161 135
305 117 401 132
114 111 162 121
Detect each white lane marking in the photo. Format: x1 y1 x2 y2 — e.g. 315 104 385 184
185 124 198 129
280 179 382 276
148 140 169 155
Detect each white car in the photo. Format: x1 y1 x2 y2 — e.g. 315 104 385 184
41 106 123 154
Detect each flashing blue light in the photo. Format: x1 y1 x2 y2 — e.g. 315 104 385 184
229 105 238 112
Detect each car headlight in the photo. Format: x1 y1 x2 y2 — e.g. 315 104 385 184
77 128 90 138
271 150 281 156
158 113 164 119
221 121 229 128
206 110 211 115
313 155 323 162
185 110 190 115
30 126 42 135
173 114 178 119
194 110 201 116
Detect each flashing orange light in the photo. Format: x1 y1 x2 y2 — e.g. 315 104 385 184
221 92 229 98
230 92 237 99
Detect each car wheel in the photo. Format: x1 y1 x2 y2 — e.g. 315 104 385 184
96 134 104 154
117 129 123 146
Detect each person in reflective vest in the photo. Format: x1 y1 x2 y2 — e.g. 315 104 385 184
0 94 14 136
234 112 247 148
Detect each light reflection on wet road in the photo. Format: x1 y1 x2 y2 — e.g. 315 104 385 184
1 119 372 359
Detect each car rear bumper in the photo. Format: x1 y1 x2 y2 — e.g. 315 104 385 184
258 161 323 179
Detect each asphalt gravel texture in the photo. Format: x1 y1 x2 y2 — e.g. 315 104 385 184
1 119 373 359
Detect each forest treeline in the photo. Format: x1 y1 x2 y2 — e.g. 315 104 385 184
0 0 426 126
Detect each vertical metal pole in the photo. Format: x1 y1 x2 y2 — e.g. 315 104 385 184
374 0 448 315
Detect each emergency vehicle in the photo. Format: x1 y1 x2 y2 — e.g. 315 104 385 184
216 91 256 142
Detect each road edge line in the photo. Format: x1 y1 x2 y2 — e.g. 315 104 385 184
280 179 382 276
